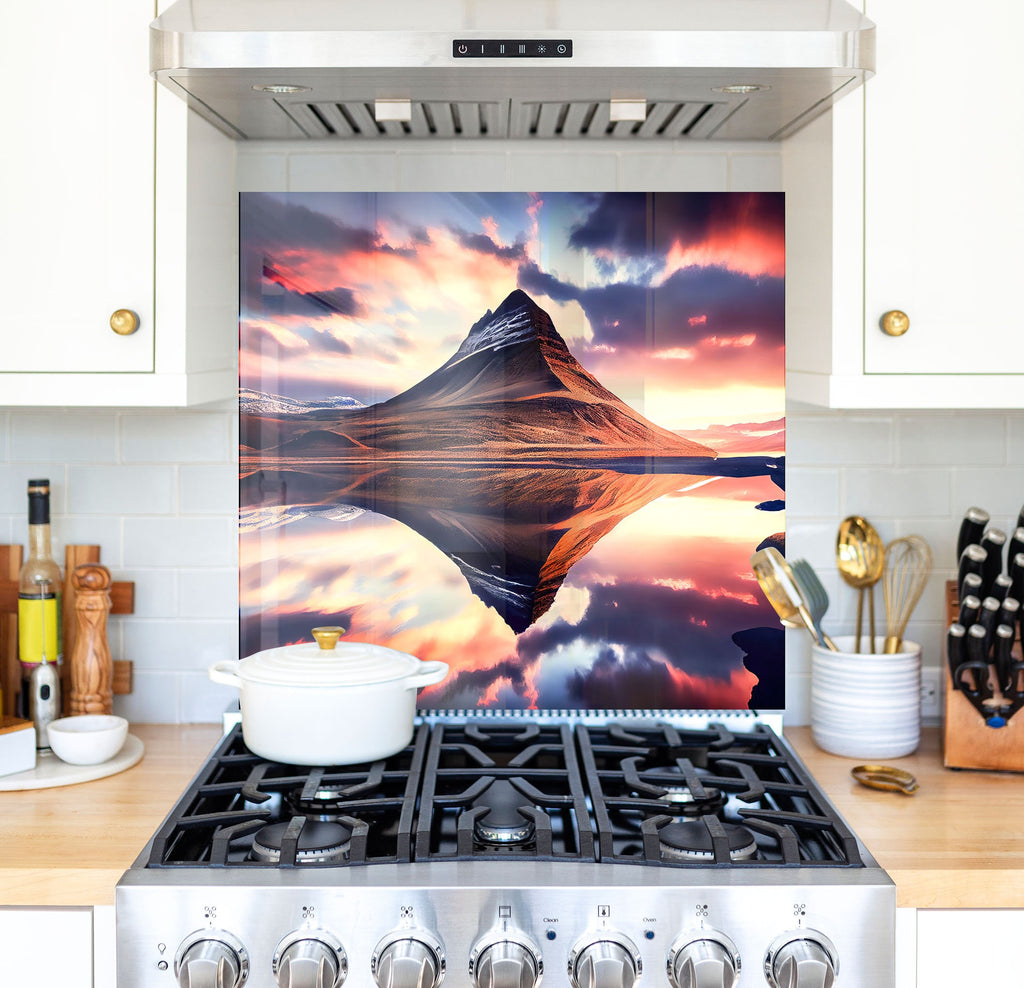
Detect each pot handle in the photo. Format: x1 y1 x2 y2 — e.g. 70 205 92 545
208 660 242 689
405 660 449 690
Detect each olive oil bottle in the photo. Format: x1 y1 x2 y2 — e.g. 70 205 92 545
18 479 62 722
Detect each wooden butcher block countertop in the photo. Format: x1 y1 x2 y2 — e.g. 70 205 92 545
1 725 1022 909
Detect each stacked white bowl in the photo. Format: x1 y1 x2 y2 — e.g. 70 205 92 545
810 635 921 758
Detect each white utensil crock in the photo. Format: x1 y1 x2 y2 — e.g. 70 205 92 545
810 635 921 759
209 634 448 765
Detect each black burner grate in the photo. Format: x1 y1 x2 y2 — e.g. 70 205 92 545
146 724 428 867
575 722 863 867
143 720 862 870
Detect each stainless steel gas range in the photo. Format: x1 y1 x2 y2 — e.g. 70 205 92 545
116 715 894 988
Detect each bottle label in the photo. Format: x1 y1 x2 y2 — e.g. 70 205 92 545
18 594 62 666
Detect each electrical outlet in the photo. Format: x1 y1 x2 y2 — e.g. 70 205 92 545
920 667 942 720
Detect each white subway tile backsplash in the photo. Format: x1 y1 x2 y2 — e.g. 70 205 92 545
782 520 840 570
118 568 180 619
124 517 237 568
729 153 783 190
617 153 727 191
236 151 288 190
843 468 951 519
181 464 238 515
179 569 238 619
69 465 176 515
289 152 398 191
783 468 839 519
0 464 67 514
787 414 893 466
507 152 617 190
397 153 508 191
1008 416 1024 465
179 671 239 723
10 412 117 463
123 618 237 671
47 516 124 567
113 670 181 724
121 412 231 463
898 413 1006 465
950 467 1024 522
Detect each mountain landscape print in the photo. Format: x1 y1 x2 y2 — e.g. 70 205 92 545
239 191 786 712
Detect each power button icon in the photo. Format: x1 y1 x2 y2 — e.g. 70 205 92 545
458 44 468 54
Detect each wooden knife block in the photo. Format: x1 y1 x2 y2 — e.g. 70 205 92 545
943 580 1024 771
0 544 134 718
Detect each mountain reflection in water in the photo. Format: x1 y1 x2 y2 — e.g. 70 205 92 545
238 456 784 711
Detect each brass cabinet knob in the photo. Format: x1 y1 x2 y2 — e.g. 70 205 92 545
880 310 910 337
109 308 140 336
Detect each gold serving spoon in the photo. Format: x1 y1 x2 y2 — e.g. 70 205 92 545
836 516 886 653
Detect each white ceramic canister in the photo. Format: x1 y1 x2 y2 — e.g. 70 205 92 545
810 634 921 759
209 627 448 765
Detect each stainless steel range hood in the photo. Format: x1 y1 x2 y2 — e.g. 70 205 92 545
151 0 874 142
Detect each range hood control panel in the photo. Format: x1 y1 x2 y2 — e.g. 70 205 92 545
452 40 573 58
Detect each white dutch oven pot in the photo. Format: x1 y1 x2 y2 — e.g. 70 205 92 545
209 627 448 765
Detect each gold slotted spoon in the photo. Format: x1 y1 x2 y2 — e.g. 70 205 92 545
836 516 885 653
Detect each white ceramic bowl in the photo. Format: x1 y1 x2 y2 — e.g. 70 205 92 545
47 715 128 765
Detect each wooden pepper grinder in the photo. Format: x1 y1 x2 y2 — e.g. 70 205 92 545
69 564 113 715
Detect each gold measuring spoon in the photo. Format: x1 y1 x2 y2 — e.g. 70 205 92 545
851 764 919 795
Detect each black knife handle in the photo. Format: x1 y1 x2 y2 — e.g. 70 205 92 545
977 596 1002 650
958 506 990 561
958 544 988 598
947 623 967 688
1008 527 1024 569
1011 552 1024 605
990 573 1014 603
966 624 993 693
980 529 1007 587
960 573 983 607
997 596 1020 632
994 623 1016 695
958 593 982 629
1016 504 1024 535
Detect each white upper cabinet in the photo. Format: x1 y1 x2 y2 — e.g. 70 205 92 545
0 0 237 406
785 0 1024 408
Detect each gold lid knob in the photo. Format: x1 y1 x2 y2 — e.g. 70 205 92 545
311 626 346 650
880 310 910 337
110 308 140 336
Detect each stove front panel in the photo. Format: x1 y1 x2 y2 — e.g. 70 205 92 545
117 864 894 988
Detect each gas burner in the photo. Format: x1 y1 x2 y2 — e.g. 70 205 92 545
285 785 352 820
656 785 727 818
250 820 352 864
472 780 536 845
657 821 757 863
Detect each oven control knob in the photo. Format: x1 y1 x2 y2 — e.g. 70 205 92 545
764 931 838 988
568 934 642 988
274 932 347 988
668 932 740 988
470 935 543 988
372 932 446 988
175 930 249 988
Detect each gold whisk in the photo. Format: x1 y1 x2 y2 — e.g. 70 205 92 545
882 535 933 654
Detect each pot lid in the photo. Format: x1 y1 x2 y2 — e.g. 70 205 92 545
239 627 425 687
